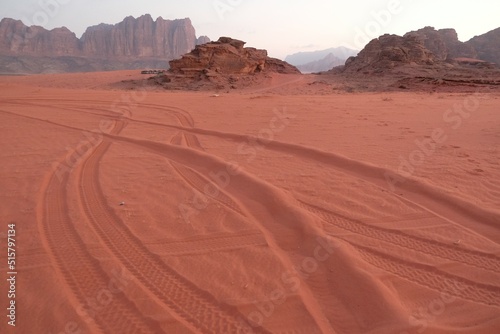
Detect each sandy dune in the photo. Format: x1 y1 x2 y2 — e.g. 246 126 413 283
0 71 499 333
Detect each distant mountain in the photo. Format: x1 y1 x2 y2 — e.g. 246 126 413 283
0 14 205 74
285 47 358 67
295 53 346 73
466 27 500 66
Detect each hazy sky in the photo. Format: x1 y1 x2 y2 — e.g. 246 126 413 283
1 0 499 59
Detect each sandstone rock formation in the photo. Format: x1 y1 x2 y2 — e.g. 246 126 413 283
80 15 196 59
333 28 500 92
169 37 299 76
158 37 300 90
343 33 437 72
404 27 477 60
0 18 80 56
0 15 204 73
343 27 498 73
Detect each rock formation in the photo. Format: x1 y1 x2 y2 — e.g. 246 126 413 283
342 27 498 73
0 15 204 73
0 18 80 56
79 15 196 59
158 37 300 90
343 33 437 72
169 37 299 76
404 27 477 60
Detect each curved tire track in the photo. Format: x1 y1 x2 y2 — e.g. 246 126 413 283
78 131 264 334
354 244 500 308
300 201 500 274
39 140 163 333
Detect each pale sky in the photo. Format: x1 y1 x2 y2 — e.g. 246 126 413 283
1 0 499 59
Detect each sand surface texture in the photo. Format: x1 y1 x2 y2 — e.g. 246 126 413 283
0 71 499 333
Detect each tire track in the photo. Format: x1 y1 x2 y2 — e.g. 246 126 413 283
170 161 247 217
39 156 163 333
169 131 246 217
12 103 499 242
300 201 500 274
78 133 264 333
354 244 500 308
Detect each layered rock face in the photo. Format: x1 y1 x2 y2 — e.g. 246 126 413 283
404 27 477 60
169 37 299 76
0 15 200 73
80 15 196 59
0 18 80 56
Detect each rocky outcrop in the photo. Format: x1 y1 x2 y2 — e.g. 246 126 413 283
158 37 300 90
0 15 206 73
343 33 436 72
343 27 500 73
404 27 477 60
466 27 500 66
169 37 299 76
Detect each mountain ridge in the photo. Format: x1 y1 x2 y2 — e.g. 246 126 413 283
0 15 207 73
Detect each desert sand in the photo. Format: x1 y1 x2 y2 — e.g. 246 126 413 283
0 71 499 334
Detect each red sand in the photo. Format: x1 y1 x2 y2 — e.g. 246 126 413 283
0 71 499 333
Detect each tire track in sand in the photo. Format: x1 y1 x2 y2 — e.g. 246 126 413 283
354 244 500 307
38 122 162 334
299 202 500 307
169 131 247 217
300 201 500 274
78 130 264 333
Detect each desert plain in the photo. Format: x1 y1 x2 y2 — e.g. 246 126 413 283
0 70 499 334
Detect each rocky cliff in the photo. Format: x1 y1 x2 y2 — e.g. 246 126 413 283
404 27 477 60
0 18 80 56
79 15 196 59
0 15 202 73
